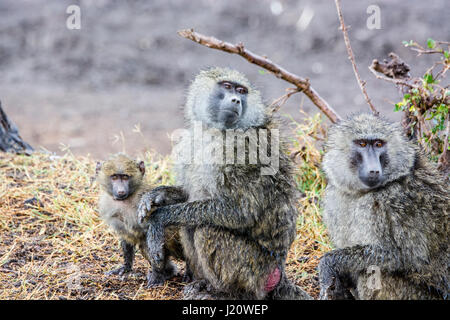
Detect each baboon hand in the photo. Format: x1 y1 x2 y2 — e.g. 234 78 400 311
105 265 132 277
138 191 165 224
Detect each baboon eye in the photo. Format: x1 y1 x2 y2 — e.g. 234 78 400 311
374 140 384 148
111 175 118 180
222 82 232 90
359 141 367 147
122 175 129 181
236 86 248 94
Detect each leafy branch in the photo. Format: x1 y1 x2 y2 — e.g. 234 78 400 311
370 39 450 172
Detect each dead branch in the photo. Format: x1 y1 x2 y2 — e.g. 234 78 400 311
177 29 341 123
370 52 410 79
0 101 33 155
334 0 379 116
369 54 418 90
269 87 301 113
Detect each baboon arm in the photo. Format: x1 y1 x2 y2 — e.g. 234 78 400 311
321 245 406 278
149 198 256 230
150 185 189 205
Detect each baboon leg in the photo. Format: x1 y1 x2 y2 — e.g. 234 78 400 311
188 226 297 300
141 234 177 288
106 240 135 276
179 226 199 282
355 274 441 300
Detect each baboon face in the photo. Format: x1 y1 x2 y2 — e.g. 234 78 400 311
109 173 133 200
186 68 266 130
97 156 145 200
350 138 389 189
323 113 417 193
209 81 248 128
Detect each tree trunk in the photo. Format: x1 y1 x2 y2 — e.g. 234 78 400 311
0 100 33 154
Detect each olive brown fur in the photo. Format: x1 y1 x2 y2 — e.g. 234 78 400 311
138 67 312 299
97 153 186 285
320 113 449 300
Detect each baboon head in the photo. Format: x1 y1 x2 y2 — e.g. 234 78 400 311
96 153 145 200
185 67 266 130
323 113 417 192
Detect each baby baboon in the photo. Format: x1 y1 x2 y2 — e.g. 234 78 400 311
96 153 187 286
320 113 449 300
138 67 312 300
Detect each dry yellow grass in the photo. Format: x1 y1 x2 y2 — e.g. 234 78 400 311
0 114 331 300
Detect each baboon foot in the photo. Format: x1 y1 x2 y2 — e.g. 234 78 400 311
146 264 178 288
182 272 193 283
183 279 218 300
105 265 132 277
146 270 166 288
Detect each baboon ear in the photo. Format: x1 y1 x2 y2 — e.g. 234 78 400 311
138 161 145 175
95 162 102 175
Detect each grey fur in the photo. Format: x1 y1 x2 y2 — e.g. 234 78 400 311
320 113 449 300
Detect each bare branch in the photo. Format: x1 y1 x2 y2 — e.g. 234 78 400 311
334 0 379 116
177 29 341 123
269 87 301 113
369 59 418 89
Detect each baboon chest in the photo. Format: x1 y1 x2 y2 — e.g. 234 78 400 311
181 164 222 201
328 191 380 248
99 195 144 244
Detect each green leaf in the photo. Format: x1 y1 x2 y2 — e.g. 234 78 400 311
445 51 449 59
258 70 266 75
424 73 434 84
427 38 436 49
403 93 411 99
437 104 448 113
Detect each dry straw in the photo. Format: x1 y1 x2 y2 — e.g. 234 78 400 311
0 114 330 299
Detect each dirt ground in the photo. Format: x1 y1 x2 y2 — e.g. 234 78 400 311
1 0 448 158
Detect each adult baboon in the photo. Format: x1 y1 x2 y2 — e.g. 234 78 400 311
319 113 449 300
138 67 311 299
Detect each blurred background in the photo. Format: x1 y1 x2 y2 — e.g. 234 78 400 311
0 0 448 158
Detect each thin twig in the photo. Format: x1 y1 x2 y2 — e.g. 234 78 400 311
177 29 341 123
269 87 300 113
334 0 379 116
369 61 418 89
410 48 444 56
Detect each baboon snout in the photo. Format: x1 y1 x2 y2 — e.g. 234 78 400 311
113 184 129 200
230 96 241 105
368 169 380 177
